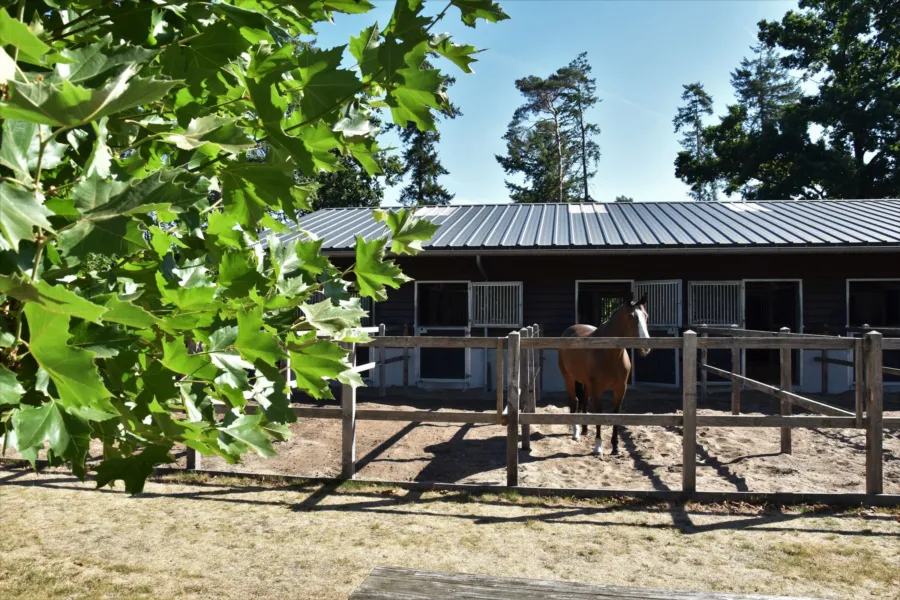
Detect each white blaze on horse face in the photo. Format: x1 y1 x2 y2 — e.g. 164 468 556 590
636 309 650 339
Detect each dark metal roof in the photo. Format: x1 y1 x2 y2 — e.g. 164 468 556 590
282 200 900 254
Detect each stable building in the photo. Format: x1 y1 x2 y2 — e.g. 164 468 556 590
285 200 900 394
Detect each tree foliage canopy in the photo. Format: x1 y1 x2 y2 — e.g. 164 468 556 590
495 52 600 203
675 0 899 200
0 0 507 493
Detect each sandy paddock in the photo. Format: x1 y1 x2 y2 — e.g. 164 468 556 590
184 387 900 496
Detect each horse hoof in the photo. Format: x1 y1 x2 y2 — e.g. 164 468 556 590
592 441 603 457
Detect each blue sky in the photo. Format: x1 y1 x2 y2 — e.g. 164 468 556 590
316 0 799 205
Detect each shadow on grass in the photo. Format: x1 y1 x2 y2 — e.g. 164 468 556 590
3 466 896 539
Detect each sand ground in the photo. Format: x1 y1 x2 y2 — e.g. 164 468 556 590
185 387 900 495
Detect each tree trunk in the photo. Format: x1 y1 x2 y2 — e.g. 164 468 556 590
578 98 588 202
552 108 564 203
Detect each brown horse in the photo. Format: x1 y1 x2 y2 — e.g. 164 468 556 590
558 295 651 457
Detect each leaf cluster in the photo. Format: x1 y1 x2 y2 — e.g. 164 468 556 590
0 0 507 493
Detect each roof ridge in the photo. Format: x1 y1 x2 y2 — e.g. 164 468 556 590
313 199 900 211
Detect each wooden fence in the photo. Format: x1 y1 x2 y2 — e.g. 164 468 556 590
184 326 899 502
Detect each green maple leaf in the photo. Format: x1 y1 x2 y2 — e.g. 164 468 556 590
54 34 158 84
97 294 160 329
57 214 148 259
300 298 368 337
0 276 107 323
219 414 276 458
205 211 245 250
290 237 330 284
0 183 54 251
0 64 178 127
244 74 317 173
95 444 174 495
324 0 376 15
11 401 69 457
0 365 25 405
451 0 510 27
374 208 438 255
80 169 208 220
300 68 361 122
220 163 309 227
0 8 49 64
155 272 217 311
0 119 67 183
24 303 115 419
163 115 255 154
84 118 111 179
161 336 218 381
235 305 286 366
219 251 266 297
180 21 250 95
430 35 480 73
296 121 342 172
288 335 351 399
211 3 281 39
353 236 410 301
350 23 381 80
211 351 254 390
386 65 445 131
267 235 302 281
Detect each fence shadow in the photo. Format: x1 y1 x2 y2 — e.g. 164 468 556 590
4 467 896 539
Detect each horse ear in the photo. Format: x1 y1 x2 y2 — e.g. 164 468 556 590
637 293 648 307
623 291 634 306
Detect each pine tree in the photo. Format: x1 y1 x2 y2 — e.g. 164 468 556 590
556 52 601 202
311 154 404 211
731 43 802 132
673 83 718 202
396 66 460 206
496 53 600 203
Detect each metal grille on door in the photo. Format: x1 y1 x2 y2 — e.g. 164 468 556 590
632 280 681 329
688 281 743 326
471 282 523 328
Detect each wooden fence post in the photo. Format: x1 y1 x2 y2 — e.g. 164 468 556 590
779 327 792 455
186 447 200 471
402 324 409 388
378 323 386 398
854 338 865 429
682 331 697 493
821 324 829 394
731 345 741 415
534 324 541 411
865 331 883 495
506 331 521 487
342 343 357 479
495 337 504 423
700 326 708 405
520 327 532 451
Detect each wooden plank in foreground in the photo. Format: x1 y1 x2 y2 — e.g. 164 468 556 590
349 566 821 600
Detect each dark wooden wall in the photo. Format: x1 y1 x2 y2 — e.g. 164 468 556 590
337 251 900 336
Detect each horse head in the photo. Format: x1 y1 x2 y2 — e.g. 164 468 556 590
616 294 651 355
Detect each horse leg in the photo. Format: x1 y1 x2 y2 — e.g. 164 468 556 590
577 381 589 437
587 388 605 457
563 371 580 440
610 381 627 455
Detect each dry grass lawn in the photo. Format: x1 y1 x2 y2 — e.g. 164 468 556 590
1 467 898 600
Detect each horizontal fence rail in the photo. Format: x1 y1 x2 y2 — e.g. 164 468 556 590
700 364 855 417
521 337 682 350
187 326 896 504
